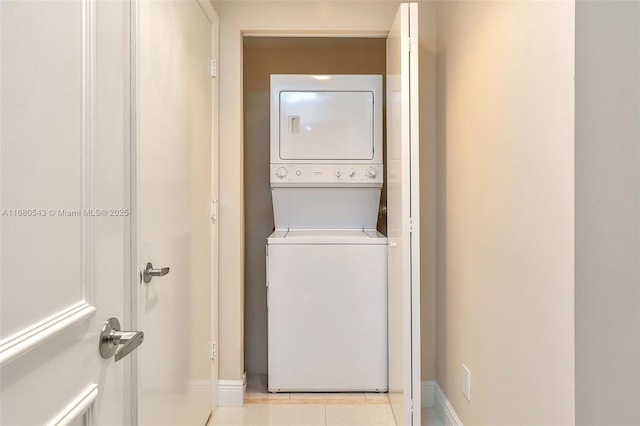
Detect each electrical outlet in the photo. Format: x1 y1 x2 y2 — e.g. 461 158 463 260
463 364 471 401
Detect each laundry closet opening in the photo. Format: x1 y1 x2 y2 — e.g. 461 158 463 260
242 37 388 383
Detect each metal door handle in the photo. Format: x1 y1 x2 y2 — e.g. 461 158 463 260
143 262 170 283
99 318 144 362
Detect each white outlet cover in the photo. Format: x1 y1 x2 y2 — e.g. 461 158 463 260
463 364 471 401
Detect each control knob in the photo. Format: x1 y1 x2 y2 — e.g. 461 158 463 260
276 167 288 179
348 169 356 178
366 168 378 179
335 170 342 178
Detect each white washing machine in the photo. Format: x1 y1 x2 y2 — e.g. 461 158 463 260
267 75 387 392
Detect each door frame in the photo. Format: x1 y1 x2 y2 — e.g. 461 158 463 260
207 0 221 412
128 2 139 424
128 0 220 422
237 15 420 426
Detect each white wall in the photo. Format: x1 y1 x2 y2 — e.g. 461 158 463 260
211 0 400 382
575 1 640 424
435 1 575 423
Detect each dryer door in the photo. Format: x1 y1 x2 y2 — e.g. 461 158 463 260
279 91 374 160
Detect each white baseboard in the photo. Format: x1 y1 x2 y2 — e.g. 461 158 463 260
421 380 436 408
218 372 247 407
434 382 463 426
188 380 213 407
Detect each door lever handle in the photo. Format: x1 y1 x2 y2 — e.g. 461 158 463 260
143 262 170 284
113 331 144 362
99 318 144 362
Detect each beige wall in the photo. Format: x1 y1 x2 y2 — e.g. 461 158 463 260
212 0 400 381
243 38 387 375
216 1 639 421
575 1 640 424
435 1 575 424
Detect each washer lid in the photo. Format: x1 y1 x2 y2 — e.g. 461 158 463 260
267 228 387 245
271 187 381 229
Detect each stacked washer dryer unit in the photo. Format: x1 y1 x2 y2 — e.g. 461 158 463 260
267 75 387 392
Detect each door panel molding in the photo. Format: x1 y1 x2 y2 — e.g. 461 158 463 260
81 0 96 309
47 384 98 426
1 0 96 342
0 302 96 367
0 0 97 369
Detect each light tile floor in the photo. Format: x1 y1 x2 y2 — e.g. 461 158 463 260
208 375 443 426
421 408 443 426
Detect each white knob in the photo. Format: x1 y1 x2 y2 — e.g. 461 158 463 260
336 170 342 178
367 168 378 178
348 169 356 178
276 167 288 179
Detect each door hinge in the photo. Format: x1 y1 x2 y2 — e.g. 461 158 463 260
407 37 412 52
211 199 218 221
210 341 217 360
211 59 217 78
409 217 413 232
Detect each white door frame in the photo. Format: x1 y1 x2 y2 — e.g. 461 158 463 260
198 0 221 412
128 2 139 424
214 0 404 407
237 15 420 426
209 4 221 413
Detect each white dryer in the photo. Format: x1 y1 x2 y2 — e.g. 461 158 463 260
267 75 387 392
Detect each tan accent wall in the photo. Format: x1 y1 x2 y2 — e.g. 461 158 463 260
243 38 387 375
419 0 437 382
435 1 575 423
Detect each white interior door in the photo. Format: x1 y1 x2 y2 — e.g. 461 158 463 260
1 1 132 424
136 0 216 424
386 3 421 426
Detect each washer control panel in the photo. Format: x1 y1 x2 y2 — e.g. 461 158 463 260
270 164 383 186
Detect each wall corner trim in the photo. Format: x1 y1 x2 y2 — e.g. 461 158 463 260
421 380 436 408
434 382 464 426
218 372 247 407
